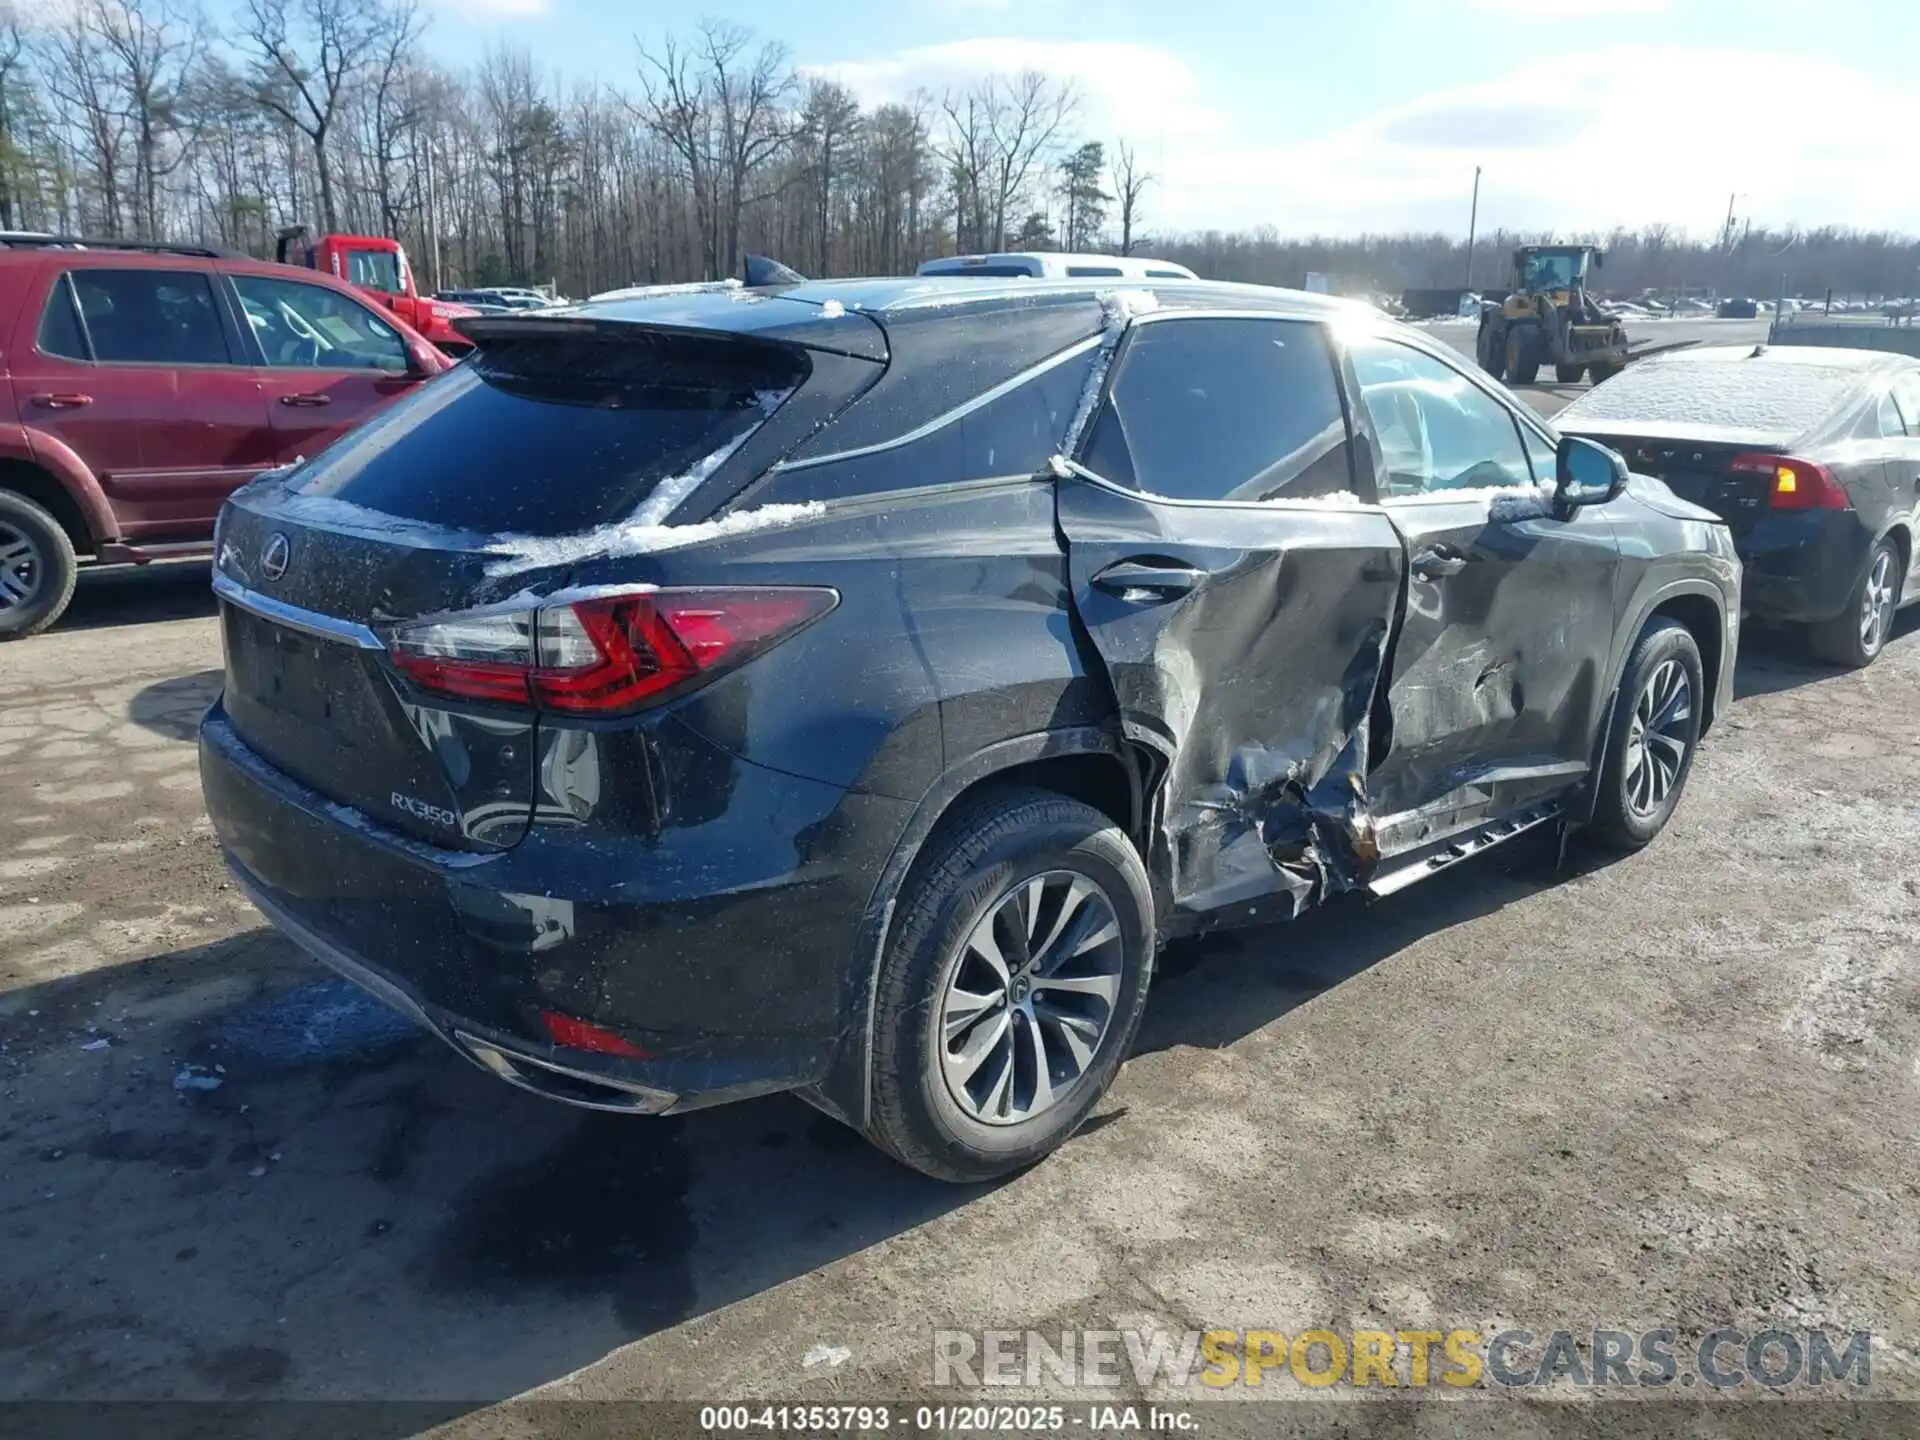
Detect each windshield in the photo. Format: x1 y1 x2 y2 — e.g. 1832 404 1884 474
1521 252 1583 291
346 248 402 293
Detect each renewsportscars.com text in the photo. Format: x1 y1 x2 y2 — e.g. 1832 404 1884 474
932 1326 1871 1391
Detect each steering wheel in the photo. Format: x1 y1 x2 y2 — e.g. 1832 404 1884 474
280 304 327 352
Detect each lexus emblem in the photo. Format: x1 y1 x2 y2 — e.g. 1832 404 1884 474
260 533 291 583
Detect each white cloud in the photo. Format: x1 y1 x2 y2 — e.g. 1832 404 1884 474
810 38 1915 240
1191 46 1917 237
806 37 1230 149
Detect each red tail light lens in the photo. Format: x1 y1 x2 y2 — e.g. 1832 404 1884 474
1729 453 1850 511
387 587 836 714
538 1010 653 1059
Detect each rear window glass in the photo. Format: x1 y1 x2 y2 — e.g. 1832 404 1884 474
758 347 1096 502
1559 358 1859 435
288 332 806 536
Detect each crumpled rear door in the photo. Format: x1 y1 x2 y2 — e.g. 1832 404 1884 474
1057 473 1404 927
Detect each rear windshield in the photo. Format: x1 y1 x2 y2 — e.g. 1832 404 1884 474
1561 358 1859 435
287 332 806 535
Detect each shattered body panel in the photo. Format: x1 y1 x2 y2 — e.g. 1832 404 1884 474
1054 475 1402 929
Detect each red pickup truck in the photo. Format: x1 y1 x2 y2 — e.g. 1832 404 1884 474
274 227 478 355
0 237 451 638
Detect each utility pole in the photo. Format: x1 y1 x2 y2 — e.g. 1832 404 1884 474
1464 165 1482 291
1721 192 1737 251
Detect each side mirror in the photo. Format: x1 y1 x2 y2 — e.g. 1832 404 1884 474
1555 435 1628 513
405 339 438 378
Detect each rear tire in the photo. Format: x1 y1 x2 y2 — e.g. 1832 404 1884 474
865 788 1154 1183
1505 326 1541 386
0 490 79 640
1588 359 1624 384
1477 323 1507 381
1804 536 1899 669
1555 363 1585 384
1587 618 1705 852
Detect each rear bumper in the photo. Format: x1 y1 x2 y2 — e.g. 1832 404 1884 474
1735 511 1869 624
200 703 910 1113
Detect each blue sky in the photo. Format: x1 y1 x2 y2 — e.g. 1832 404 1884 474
424 0 1918 238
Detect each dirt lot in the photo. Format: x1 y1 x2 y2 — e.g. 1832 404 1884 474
3 424 1918 1429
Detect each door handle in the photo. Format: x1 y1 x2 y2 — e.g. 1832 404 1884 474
279 393 332 408
1410 544 1469 579
1091 559 1207 600
32 393 92 409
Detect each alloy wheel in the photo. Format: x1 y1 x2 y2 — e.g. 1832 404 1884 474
938 870 1124 1126
0 521 41 613
1623 658 1692 817
1860 548 1895 653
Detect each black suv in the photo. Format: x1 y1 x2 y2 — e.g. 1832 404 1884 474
199 279 1740 1181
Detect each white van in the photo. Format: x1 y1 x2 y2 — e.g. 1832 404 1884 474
915 251 1197 281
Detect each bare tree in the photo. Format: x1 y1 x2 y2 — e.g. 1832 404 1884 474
90 0 201 238
0 3 28 227
797 77 858 274
981 70 1074 251
38 5 131 232
636 21 791 280
1110 138 1151 255
242 0 395 231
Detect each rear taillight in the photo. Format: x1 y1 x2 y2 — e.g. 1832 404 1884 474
1729 453 1850 511
539 1010 652 1059
387 587 836 714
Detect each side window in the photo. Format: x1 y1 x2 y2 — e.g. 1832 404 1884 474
1892 375 1920 435
1345 336 1533 497
1082 317 1353 501
1875 386 1910 439
37 275 89 360
1518 419 1557 485
66 268 231 365
231 274 410 373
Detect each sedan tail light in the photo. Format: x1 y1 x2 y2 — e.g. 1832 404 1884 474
387 587 837 715
1729 453 1850 511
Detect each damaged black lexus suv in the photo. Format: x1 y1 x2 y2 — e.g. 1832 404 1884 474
200 279 1740 1181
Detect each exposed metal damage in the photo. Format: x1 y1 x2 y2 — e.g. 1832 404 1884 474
1149 610 1395 928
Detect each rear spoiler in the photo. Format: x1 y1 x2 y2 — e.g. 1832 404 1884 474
452 297 888 363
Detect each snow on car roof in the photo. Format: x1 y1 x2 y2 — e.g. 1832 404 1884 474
1557 348 1868 437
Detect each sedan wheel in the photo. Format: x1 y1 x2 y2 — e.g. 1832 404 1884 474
939 870 1124 1126
1807 537 1901 669
1859 545 1896 654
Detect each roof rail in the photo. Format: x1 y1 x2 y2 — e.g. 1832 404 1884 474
0 232 244 260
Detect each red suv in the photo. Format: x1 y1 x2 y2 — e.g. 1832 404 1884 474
0 237 451 638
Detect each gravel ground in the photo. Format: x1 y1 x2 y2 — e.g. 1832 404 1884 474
2 390 1916 1433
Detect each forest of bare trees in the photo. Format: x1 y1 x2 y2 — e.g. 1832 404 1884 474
0 0 1914 303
